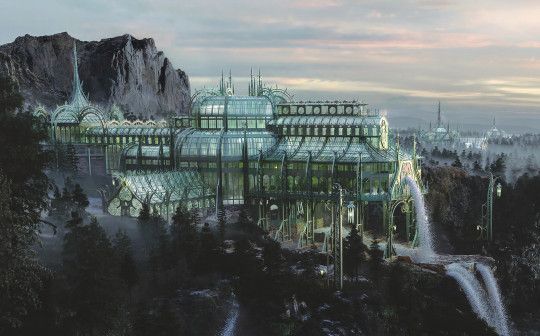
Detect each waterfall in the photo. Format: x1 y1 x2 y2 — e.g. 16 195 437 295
446 263 493 324
221 294 239 336
477 264 510 336
404 175 435 261
401 176 511 335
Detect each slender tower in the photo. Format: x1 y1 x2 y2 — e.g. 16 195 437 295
437 101 441 128
70 41 89 108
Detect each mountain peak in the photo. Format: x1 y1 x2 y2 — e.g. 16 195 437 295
0 32 190 118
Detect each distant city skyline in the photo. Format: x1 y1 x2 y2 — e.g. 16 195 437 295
1 0 540 132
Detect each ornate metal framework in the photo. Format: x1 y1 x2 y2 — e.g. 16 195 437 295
39 51 426 278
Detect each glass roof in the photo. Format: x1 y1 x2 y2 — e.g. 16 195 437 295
194 95 273 118
176 129 276 160
52 103 108 125
123 145 170 158
52 106 79 124
115 170 213 205
80 109 106 124
262 136 411 163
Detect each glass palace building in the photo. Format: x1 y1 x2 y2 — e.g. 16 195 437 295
36 46 425 256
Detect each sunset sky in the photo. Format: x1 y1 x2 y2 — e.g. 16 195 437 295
2 0 540 131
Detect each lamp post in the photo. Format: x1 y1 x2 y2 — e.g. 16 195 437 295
333 183 345 290
347 201 355 226
480 172 501 241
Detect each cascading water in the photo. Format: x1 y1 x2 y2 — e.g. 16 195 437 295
477 263 510 336
403 176 511 335
221 293 239 336
446 263 492 324
404 175 435 261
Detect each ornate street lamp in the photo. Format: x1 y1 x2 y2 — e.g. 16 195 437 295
332 183 346 290
480 173 500 241
347 201 355 225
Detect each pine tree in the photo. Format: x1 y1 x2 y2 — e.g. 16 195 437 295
71 183 89 212
66 211 83 229
0 75 50 330
451 156 463 168
65 143 78 174
50 184 63 217
138 203 168 263
473 160 482 172
171 204 197 269
113 230 138 299
137 202 152 253
0 175 45 330
368 239 383 277
490 155 506 177
195 222 217 274
343 224 365 280
62 216 121 334
138 202 151 224
151 213 173 271
525 154 537 173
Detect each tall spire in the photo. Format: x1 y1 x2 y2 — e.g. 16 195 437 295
493 116 496 127
249 68 253 96
220 70 224 94
437 101 441 128
70 41 89 108
257 68 262 95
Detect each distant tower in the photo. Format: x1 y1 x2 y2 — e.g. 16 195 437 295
219 70 225 94
437 101 441 128
228 69 233 91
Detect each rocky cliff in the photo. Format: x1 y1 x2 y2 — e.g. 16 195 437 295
0 32 190 118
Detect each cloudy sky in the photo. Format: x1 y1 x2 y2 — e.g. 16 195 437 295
1 0 540 131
